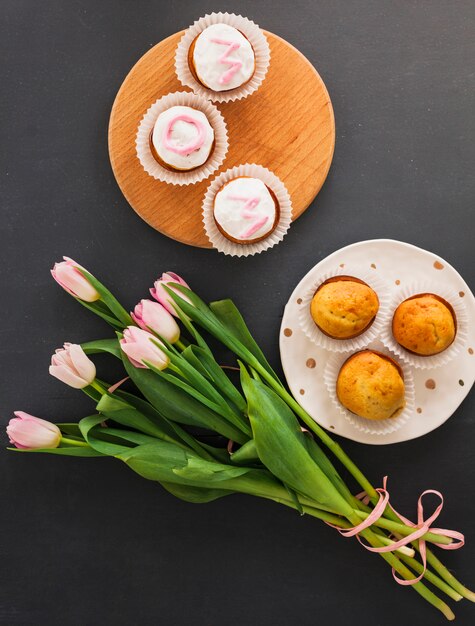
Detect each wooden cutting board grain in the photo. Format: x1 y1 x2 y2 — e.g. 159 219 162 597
108 30 335 248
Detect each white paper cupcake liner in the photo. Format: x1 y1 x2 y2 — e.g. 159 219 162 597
380 280 469 370
175 12 271 103
136 91 229 186
202 163 292 257
298 267 390 353
324 344 415 435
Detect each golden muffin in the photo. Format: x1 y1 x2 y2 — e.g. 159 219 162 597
310 276 379 339
392 293 456 356
337 350 405 420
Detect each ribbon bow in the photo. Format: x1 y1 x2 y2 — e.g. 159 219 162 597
331 477 465 585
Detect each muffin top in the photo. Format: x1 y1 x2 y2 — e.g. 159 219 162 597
191 24 255 92
213 176 278 243
151 105 214 171
310 277 379 339
392 293 456 356
336 350 405 421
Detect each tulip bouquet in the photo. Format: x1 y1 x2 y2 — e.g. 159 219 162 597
6 258 474 621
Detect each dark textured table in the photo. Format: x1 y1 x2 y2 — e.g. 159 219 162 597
1 2 474 625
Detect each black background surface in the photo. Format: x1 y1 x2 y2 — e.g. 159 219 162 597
1 1 475 625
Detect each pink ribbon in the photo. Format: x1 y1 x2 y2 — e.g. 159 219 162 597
328 477 465 585
107 377 130 393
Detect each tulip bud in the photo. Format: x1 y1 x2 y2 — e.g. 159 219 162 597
120 326 169 370
150 272 190 317
7 412 61 450
51 257 100 302
49 343 96 388
131 299 180 343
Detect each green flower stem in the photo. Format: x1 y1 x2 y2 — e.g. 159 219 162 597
175 339 186 351
254 363 381 497
363 498 475 601
252 363 474 603
90 380 109 395
292 491 453 546
60 436 89 448
358 525 462 602
261 493 459 608
424 551 475 602
397 554 463 602
359 526 455 620
290 502 462 600
351 494 473 599
352 509 453 546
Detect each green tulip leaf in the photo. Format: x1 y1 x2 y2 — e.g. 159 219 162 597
81 338 122 359
77 268 133 328
8 446 105 457
146 352 251 438
117 441 194 484
185 345 247 414
111 389 219 462
172 456 251 482
57 423 83 438
303 436 356 506
121 352 249 444
94 426 157 446
230 439 260 465
79 414 131 456
118 442 267 497
97 394 175 441
210 299 279 383
163 285 256 366
180 345 211 378
75 299 125 330
160 482 234 503
240 365 353 517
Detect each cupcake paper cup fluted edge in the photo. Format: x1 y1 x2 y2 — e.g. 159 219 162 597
175 13 271 103
202 163 292 257
136 91 229 186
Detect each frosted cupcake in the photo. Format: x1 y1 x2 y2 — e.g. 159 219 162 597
150 105 215 172
188 24 256 92
213 176 280 244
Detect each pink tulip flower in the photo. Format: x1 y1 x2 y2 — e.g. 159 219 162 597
150 272 190 317
49 343 96 388
7 412 61 450
131 299 180 343
120 326 169 370
51 257 100 302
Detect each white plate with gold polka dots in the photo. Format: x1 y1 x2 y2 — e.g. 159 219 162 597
279 239 475 444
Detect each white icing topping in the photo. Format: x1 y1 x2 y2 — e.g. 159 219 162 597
192 24 255 92
152 106 214 170
213 177 277 241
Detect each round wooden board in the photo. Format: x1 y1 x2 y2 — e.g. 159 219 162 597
108 31 335 248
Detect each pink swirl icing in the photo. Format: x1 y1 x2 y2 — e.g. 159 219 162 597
240 217 269 239
228 194 269 240
162 114 206 155
210 38 243 85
